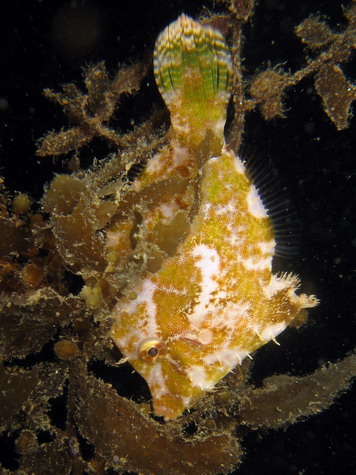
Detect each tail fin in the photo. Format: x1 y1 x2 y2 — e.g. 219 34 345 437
154 14 232 148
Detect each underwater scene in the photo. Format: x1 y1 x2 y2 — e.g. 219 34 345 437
0 0 355 473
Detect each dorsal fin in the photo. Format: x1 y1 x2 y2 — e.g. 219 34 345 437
154 14 232 148
243 153 301 259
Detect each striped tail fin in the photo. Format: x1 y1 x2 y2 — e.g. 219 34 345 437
154 14 232 148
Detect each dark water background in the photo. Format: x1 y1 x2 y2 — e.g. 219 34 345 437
0 0 354 474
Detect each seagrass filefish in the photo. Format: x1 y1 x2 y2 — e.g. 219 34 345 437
110 14 318 420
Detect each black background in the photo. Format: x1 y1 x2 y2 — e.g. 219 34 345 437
0 1 355 474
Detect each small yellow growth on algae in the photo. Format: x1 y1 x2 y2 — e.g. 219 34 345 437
12 193 31 215
80 285 103 309
109 15 319 421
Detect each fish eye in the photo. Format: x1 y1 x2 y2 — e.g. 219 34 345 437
138 339 166 363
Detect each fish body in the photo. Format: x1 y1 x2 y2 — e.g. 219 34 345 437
110 14 318 420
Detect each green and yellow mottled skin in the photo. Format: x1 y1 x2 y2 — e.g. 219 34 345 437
110 14 318 420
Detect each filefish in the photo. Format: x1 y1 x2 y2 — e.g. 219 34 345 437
110 14 318 420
